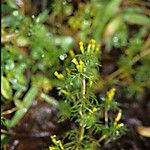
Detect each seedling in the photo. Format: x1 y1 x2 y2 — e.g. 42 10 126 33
51 40 126 150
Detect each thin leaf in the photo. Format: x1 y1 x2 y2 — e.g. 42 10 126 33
5 86 39 128
104 15 123 41
94 0 122 40
1 76 12 100
1 15 23 27
23 86 39 108
5 108 27 128
124 14 150 26
36 9 49 23
14 99 24 109
41 92 59 107
6 0 17 9
103 0 122 22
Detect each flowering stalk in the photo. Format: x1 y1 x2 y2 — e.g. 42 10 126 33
105 88 116 125
52 40 126 149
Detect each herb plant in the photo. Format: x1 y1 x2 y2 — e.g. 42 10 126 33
1 0 149 149
50 40 126 150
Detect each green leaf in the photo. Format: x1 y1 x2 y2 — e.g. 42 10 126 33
23 86 39 108
6 0 17 9
122 6 144 14
103 0 122 22
14 99 24 109
94 0 122 40
41 92 59 107
1 76 12 100
5 86 39 128
1 15 23 27
2 4 15 13
35 9 49 23
1 134 10 146
124 14 150 26
104 15 123 41
5 108 27 128
58 102 71 121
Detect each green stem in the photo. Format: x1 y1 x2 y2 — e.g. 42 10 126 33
79 126 85 142
76 77 86 150
97 134 107 143
75 125 85 150
105 110 108 125
82 78 86 99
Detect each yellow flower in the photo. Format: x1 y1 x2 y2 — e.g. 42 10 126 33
92 107 97 112
79 41 84 53
54 71 64 80
87 39 96 53
114 109 122 126
107 88 116 101
87 43 91 53
117 123 124 128
79 60 84 66
90 39 96 51
69 49 75 58
51 135 57 145
58 140 64 150
90 39 96 45
50 135 64 150
72 58 79 66
49 147 56 150
61 89 70 96
72 58 84 73
76 60 84 73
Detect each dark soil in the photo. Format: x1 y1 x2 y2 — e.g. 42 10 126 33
6 88 150 150
6 100 70 150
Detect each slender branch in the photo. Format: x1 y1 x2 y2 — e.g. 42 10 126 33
79 78 86 141
1 107 17 116
132 48 150 64
1 129 15 136
3 145 7 150
105 111 108 125
97 134 107 143
128 0 150 7
104 69 123 84
79 126 85 142
75 77 86 150
80 78 86 140
82 79 86 99
142 35 150 50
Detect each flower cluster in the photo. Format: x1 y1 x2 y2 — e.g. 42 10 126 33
52 40 126 149
49 135 64 150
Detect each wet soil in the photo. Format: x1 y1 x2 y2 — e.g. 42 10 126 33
6 88 150 150
7 100 70 150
